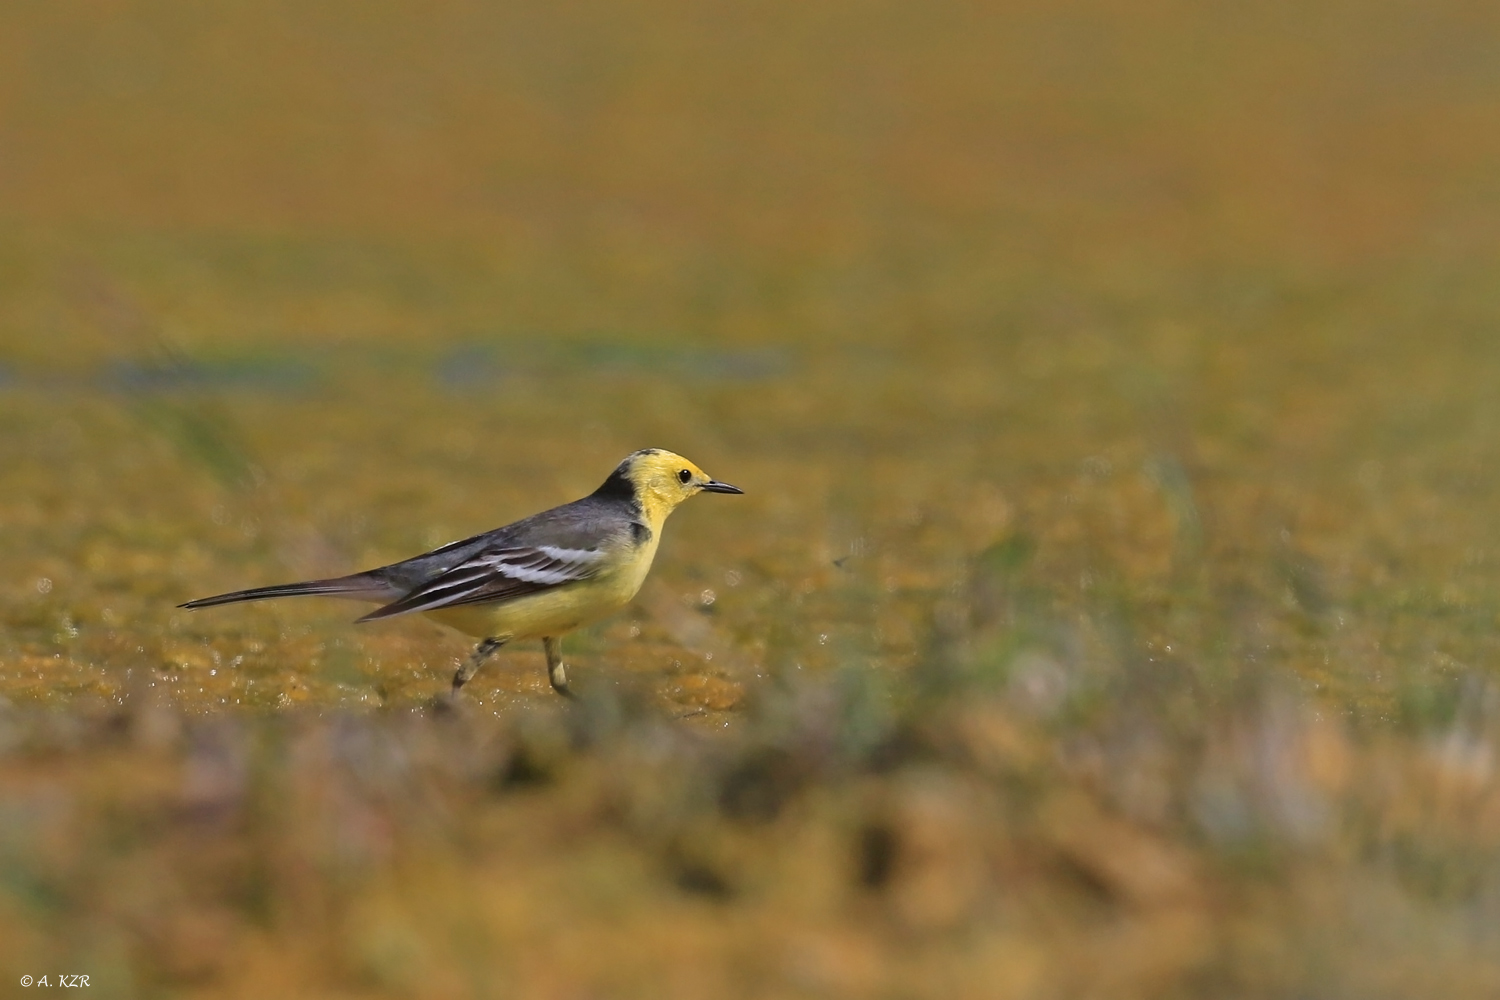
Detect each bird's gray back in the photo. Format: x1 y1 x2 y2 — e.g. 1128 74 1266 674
371 494 637 593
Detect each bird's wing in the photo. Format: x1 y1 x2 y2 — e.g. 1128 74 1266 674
355 544 609 622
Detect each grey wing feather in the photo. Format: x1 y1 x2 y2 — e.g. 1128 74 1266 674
296 492 642 623
356 544 609 621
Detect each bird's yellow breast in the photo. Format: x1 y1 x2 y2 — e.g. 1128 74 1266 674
423 530 662 640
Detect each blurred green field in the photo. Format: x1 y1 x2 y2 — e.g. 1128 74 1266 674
4 1 1500 996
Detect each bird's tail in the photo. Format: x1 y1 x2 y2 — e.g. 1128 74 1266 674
178 573 389 610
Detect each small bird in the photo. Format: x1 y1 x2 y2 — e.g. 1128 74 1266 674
180 449 742 697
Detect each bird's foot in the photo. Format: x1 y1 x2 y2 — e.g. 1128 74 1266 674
542 636 575 698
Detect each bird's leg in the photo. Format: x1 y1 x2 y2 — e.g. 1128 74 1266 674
542 636 573 698
452 637 505 697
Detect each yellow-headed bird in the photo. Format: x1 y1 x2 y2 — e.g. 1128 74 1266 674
180 449 742 697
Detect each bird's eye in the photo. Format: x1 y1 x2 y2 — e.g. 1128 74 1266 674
678 469 692 484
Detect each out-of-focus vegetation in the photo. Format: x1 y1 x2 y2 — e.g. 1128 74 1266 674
3 0 1500 995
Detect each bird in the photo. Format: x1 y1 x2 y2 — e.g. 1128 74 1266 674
179 448 743 697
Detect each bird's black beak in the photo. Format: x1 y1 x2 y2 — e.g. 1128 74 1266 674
702 480 744 494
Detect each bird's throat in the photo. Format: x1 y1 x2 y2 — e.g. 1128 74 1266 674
634 486 678 534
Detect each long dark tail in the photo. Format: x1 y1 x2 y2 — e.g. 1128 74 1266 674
178 573 390 610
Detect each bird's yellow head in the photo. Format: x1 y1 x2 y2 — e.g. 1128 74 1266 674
599 448 743 525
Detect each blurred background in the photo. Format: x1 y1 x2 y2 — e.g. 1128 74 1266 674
3 1 1500 996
